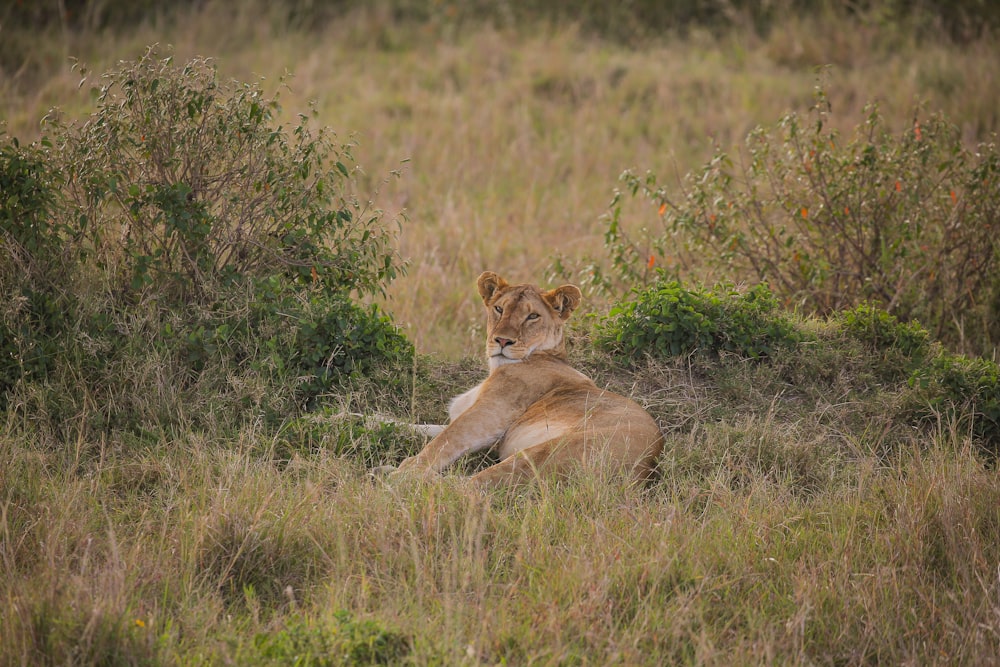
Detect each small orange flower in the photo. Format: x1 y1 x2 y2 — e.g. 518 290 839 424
950 190 957 204
647 254 655 270
895 180 902 192
658 202 667 216
844 206 850 215
800 207 808 219
914 121 922 141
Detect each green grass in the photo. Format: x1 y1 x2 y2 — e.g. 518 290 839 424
3 3 1000 665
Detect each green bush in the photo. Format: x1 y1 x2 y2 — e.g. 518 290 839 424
49 47 401 301
0 139 62 271
822 301 933 388
0 140 70 407
606 87 1000 357
836 302 930 359
909 353 1000 458
169 277 413 401
597 281 801 361
0 288 73 408
2 48 410 434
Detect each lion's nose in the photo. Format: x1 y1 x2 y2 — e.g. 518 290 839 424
495 337 515 349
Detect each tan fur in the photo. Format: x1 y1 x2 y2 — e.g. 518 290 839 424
393 271 664 487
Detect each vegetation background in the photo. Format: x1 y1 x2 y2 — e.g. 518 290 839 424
5 0 999 357
2 0 1000 665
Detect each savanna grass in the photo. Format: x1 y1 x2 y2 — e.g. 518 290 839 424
4 3 1000 665
4 415 999 664
3 2 999 355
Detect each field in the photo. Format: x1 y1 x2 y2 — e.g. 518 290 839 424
5 2 999 356
3 2 1000 665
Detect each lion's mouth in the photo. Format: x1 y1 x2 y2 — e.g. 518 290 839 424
489 345 525 366
490 343 536 361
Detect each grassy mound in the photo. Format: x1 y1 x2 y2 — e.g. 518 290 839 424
5 293 1000 663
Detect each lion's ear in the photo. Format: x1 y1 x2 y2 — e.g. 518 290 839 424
477 271 508 303
543 285 582 320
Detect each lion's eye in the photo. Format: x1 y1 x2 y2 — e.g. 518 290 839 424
494 305 503 315
526 313 540 321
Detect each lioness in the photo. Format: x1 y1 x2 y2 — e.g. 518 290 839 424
390 271 663 487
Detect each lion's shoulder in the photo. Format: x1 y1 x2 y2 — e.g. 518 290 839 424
449 353 593 422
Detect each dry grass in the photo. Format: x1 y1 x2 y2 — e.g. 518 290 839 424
4 409 1000 664
3 2 998 357
4 5 1000 664
7 311 998 665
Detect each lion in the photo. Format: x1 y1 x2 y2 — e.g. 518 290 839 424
383 271 663 487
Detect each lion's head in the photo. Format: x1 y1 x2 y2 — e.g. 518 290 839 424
477 271 582 370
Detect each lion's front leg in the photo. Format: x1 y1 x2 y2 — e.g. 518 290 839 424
368 412 488 481
386 366 547 480
393 404 512 477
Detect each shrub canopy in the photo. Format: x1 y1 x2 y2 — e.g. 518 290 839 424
1 48 410 425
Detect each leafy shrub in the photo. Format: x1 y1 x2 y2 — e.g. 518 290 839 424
0 139 70 407
2 48 410 433
606 87 1000 357
254 620 338 667
50 46 402 301
0 139 62 273
291 295 411 395
597 281 801 361
909 353 1000 458
169 277 413 402
836 302 930 359
823 301 933 388
0 288 71 407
